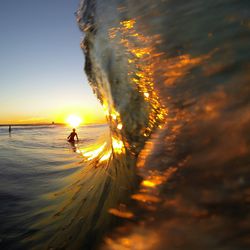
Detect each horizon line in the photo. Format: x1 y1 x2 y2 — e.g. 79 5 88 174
0 122 106 127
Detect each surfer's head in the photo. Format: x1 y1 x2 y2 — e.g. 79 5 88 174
73 128 76 132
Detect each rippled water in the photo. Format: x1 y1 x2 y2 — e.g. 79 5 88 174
1 0 250 249
0 125 107 249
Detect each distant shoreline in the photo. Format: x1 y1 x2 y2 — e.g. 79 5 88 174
0 123 64 127
0 123 106 127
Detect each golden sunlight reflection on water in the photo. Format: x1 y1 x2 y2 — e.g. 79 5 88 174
26 0 250 248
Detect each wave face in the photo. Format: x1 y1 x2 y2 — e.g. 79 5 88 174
22 1 249 249
76 0 250 249
33 1 167 248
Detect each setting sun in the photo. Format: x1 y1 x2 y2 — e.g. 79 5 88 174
66 114 82 128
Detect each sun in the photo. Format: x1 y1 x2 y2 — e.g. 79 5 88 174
66 114 82 128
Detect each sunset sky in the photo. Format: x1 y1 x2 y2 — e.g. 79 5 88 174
0 0 105 125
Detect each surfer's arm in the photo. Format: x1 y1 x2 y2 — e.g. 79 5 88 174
76 133 79 141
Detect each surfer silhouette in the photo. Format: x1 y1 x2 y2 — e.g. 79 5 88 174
67 128 79 143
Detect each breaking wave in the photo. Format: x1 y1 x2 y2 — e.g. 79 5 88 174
24 0 250 249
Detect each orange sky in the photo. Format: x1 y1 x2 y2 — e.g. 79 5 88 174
0 102 106 125
0 1 106 125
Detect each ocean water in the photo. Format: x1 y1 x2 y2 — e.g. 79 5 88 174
77 0 250 249
1 0 250 249
0 124 108 249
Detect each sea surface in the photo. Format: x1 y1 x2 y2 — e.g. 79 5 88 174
0 124 108 249
1 0 250 249
77 0 250 249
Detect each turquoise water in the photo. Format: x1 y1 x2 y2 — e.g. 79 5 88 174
0 124 108 249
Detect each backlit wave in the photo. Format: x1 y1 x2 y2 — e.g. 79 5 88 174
25 0 250 249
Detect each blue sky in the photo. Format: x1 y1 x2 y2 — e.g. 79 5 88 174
0 0 105 124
